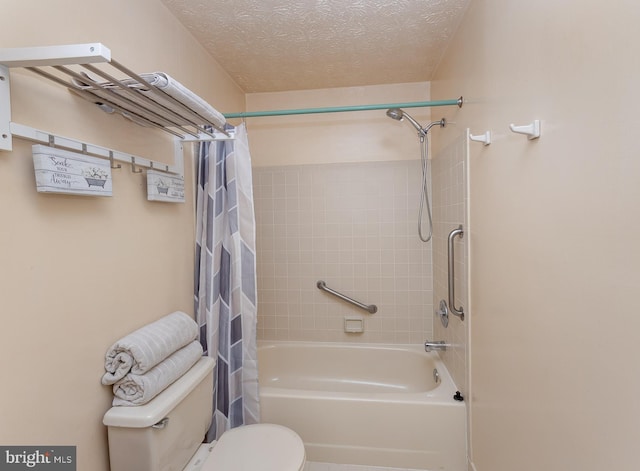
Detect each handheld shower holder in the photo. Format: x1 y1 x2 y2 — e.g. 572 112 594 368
386 108 446 137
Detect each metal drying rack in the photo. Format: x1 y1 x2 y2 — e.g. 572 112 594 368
0 43 233 175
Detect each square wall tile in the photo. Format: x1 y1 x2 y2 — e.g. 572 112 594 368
254 160 434 344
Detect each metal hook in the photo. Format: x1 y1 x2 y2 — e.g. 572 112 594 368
109 151 121 170
131 156 143 173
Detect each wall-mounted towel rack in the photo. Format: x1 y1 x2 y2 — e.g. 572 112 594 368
0 43 233 176
317 280 377 314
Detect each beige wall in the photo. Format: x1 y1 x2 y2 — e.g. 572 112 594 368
432 1 640 470
0 2 244 470
247 83 436 344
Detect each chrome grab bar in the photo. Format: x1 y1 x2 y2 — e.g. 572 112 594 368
447 225 465 320
316 280 377 314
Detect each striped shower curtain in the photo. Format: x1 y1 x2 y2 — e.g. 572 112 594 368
194 123 259 441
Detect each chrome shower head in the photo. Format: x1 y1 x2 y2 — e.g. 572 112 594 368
386 108 424 134
386 108 404 121
386 108 446 137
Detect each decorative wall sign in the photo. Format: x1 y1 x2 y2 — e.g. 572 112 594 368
32 144 113 196
146 169 185 203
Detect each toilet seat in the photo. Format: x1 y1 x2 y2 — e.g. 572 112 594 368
201 424 306 471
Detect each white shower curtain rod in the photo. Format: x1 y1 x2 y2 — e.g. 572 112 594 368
223 96 463 119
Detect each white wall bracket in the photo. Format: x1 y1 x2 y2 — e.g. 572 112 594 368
509 120 541 140
1 44 110 152
469 130 491 146
0 65 12 151
0 43 110 68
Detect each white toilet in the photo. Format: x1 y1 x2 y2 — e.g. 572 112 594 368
103 357 306 471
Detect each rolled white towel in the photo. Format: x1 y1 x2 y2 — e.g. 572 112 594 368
102 311 198 385
132 72 227 130
112 341 204 406
71 71 227 130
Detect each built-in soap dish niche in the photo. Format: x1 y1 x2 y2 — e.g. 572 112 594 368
344 317 364 333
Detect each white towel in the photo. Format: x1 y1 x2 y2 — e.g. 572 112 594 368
112 341 203 406
71 72 226 130
129 72 227 129
101 311 198 385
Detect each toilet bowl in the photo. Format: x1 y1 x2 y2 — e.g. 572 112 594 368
103 357 305 471
185 424 305 471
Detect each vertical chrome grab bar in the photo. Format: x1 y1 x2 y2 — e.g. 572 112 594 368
448 225 465 320
316 280 377 314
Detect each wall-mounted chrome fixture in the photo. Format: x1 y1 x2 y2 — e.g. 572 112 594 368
437 225 465 325
385 109 447 243
425 340 451 352
469 130 491 146
448 225 465 320
436 299 449 328
317 280 377 314
509 120 541 139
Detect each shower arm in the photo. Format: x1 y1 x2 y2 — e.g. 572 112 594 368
399 112 426 135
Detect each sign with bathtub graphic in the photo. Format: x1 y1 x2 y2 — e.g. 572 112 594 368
0 446 75 470
32 144 113 197
146 169 185 203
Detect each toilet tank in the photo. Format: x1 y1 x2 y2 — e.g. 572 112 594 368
103 357 215 471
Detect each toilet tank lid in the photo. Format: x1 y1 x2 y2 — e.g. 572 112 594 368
103 356 215 428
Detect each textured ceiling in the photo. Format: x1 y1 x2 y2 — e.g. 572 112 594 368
161 0 469 93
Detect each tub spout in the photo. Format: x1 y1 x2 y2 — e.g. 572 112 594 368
424 340 451 352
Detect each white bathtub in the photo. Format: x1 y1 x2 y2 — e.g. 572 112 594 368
258 341 466 470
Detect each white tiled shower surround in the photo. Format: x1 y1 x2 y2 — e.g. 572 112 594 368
432 132 469 397
253 160 434 344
